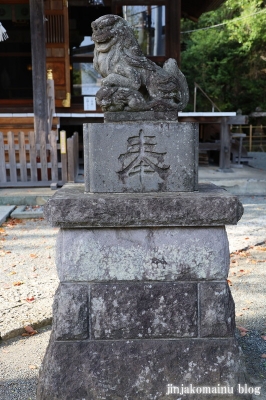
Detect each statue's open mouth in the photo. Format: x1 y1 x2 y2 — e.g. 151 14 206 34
92 30 117 52
92 27 115 44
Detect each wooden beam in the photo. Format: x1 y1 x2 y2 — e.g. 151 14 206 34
0 117 59 128
0 0 29 3
179 115 248 124
227 115 248 125
249 112 266 118
0 117 34 127
30 0 48 145
199 143 221 151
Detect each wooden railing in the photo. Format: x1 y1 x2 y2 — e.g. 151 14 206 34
193 82 221 113
231 125 266 152
0 130 67 187
47 70 55 134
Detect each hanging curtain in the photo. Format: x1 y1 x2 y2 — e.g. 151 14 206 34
0 22 8 41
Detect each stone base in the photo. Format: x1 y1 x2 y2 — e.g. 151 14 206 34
38 186 250 400
55 226 230 282
37 337 250 399
84 122 198 193
43 183 243 228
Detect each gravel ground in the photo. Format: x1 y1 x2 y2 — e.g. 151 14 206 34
229 245 266 332
228 244 266 399
226 196 266 253
0 219 58 340
0 326 51 400
0 196 265 400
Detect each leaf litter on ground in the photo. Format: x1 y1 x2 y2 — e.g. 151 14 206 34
22 325 38 337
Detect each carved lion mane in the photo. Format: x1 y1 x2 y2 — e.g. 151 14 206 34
91 14 189 112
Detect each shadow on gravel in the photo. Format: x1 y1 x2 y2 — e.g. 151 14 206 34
0 377 37 400
236 330 266 380
0 326 51 400
236 329 266 399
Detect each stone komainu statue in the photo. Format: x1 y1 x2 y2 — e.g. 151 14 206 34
91 15 189 112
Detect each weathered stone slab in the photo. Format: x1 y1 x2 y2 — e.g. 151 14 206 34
52 283 88 340
200 282 235 337
84 122 198 193
44 183 244 228
56 227 229 282
104 110 179 122
37 338 251 399
90 283 198 339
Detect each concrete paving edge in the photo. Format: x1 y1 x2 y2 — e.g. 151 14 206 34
11 206 44 219
0 205 16 226
0 196 50 206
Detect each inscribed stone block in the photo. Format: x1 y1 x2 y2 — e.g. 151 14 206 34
84 122 198 193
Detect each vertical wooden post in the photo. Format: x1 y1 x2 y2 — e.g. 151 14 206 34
47 69 55 133
168 0 181 64
7 131 17 183
249 124 252 152
74 131 79 181
219 118 232 171
60 130 68 184
153 6 163 56
67 136 74 183
0 132 7 183
18 132 27 182
40 130 48 181
49 131 59 183
194 84 197 112
30 0 48 145
29 131 38 182
67 132 79 183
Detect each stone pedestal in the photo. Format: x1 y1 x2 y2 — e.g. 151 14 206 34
37 183 252 400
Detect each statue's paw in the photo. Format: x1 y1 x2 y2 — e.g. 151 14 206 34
148 99 180 112
101 79 113 87
109 105 125 112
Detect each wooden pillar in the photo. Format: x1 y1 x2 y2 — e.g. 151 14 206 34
168 0 181 65
153 5 163 56
30 0 48 145
219 117 232 171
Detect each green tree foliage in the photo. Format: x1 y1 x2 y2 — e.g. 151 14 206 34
181 0 266 113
